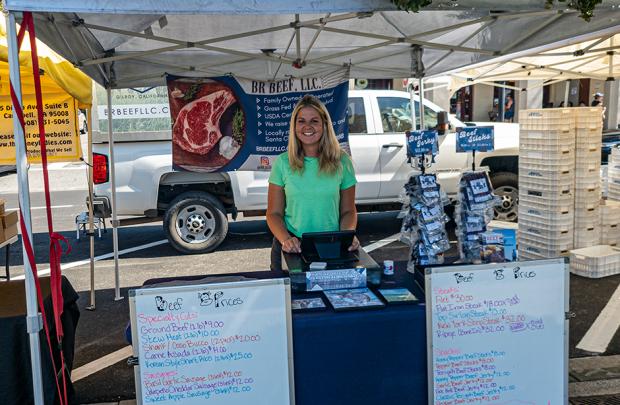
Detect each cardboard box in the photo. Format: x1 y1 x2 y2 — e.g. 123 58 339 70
0 199 5 215
0 223 17 243
1 210 18 228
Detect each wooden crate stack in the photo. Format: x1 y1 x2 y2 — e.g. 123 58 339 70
518 109 575 259
573 108 603 248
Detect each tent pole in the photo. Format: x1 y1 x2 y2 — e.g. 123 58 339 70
564 81 570 106
6 12 45 405
86 108 96 310
419 77 425 130
500 84 506 122
409 81 417 132
107 87 123 301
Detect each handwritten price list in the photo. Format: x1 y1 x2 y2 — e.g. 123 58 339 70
428 262 567 405
432 287 545 404
138 313 261 403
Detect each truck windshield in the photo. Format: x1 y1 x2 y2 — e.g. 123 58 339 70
377 97 438 132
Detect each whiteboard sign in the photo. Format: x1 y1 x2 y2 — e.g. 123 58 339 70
426 259 568 405
130 279 294 405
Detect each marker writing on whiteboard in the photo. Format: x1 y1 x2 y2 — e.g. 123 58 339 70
453 273 474 284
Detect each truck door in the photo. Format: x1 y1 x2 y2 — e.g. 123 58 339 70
374 95 416 199
347 95 380 200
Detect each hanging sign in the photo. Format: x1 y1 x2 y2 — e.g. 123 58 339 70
456 126 494 153
406 130 438 157
166 71 349 173
426 259 568 405
0 94 80 165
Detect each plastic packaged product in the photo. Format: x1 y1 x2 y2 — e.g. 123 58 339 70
455 171 500 263
401 173 450 272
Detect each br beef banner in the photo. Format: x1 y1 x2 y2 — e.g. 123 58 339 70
166 70 349 172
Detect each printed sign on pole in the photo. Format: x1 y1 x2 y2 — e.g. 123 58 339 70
406 130 438 158
166 70 350 173
455 126 494 153
0 94 80 164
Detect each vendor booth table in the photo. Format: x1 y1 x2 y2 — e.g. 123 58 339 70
137 261 427 405
0 277 80 404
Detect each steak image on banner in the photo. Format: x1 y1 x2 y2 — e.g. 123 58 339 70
167 78 245 172
166 69 350 172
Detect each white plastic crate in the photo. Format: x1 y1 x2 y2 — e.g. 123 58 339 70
575 127 602 139
519 194 573 213
519 228 574 244
520 157 574 173
519 199 572 216
520 174 573 189
520 167 573 184
519 207 573 224
521 183 572 200
576 161 600 172
574 107 604 128
521 129 574 141
519 216 573 234
569 245 620 278
600 199 620 223
520 149 574 162
518 239 572 258
520 141 574 154
600 223 620 246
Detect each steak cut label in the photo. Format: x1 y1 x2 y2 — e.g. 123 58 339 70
167 71 350 173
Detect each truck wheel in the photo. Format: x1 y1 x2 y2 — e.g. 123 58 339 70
164 192 228 254
490 172 518 222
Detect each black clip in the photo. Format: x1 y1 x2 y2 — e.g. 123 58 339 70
127 356 139 366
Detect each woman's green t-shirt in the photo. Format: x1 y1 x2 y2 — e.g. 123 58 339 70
268 153 357 238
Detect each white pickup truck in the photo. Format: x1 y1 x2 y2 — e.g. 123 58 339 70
92 89 519 253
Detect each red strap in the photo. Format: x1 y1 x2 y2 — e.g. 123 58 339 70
10 13 71 405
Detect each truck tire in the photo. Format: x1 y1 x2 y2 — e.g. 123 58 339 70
163 191 228 254
490 172 518 222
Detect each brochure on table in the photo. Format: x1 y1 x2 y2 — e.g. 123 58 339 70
129 278 294 405
425 259 569 404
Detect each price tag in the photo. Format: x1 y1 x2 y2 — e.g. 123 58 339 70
407 130 439 157
456 126 494 152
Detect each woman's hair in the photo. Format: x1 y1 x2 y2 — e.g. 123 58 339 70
287 94 343 174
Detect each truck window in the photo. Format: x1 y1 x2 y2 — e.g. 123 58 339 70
347 97 367 134
377 97 438 132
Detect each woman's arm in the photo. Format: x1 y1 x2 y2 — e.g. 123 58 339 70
339 185 359 251
266 183 301 253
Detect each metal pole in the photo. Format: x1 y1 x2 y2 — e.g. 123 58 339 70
419 77 425 130
6 12 45 405
500 84 506 122
107 87 123 301
86 108 96 310
409 81 418 131
564 80 570 106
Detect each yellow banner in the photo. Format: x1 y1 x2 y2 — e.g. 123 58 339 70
0 94 80 165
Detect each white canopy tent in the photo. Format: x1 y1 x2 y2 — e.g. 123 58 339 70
5 1 620 403
432 33 620 95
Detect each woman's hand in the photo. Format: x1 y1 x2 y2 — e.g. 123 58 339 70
282 236 301 253
348 236 360 251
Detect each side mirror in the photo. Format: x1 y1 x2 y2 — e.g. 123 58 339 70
437 111 449 135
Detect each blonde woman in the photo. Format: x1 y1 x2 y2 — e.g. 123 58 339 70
267 95 359 271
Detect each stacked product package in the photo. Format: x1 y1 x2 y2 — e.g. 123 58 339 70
609 146 620 201
518 109 575 259
400 173 450 272
455 171 500 263
573 108 603 248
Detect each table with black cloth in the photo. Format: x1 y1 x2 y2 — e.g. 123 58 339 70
140 260 427 405
0 276 80 405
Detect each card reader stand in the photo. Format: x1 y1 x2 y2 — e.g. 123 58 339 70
282 248 382 291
